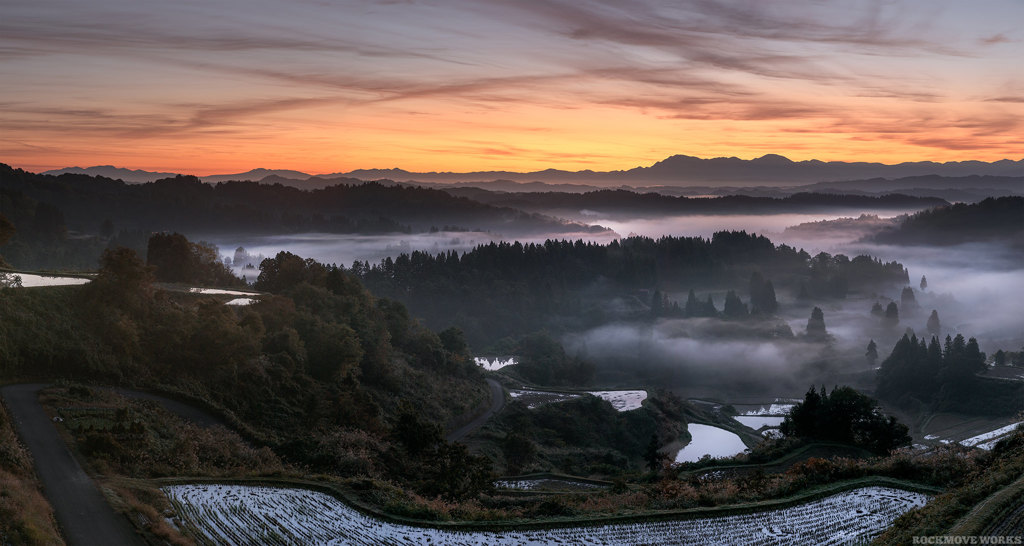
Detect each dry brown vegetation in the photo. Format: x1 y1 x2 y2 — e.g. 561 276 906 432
39 386 286 479
0 402 65 545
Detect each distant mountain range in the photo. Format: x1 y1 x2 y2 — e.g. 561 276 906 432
42 165 182 183
336 154 1024 186
437 189 948 221
42 154 1024 188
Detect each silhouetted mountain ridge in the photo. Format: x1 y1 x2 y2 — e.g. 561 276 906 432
0 164 609 240
39 154 1024 187
439 187 948 219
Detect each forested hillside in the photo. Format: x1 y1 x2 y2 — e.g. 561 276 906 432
444 188 947 217
0 163 606 263
0 242 497 500
872 196 1024 246
354 232 909 347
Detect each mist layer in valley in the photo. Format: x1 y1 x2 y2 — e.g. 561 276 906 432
213 206 1023 404
211 209 921 273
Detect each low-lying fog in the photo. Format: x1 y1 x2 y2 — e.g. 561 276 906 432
210 208 1023 400
210 209 921 272
575 208 921 240
211 229 620 273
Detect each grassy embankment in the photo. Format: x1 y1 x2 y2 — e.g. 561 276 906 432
877 427 1024 542
0 399 65 545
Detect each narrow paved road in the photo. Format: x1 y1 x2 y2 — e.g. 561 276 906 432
1 384 144 546
446 378 505 443
114 388 226 428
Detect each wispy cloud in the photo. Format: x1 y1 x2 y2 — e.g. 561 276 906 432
2 0 1022 171
980 33 1012 45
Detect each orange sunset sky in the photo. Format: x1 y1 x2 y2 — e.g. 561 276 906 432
2 0 1022 175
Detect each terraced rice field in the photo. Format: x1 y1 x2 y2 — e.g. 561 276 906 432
959 422 1022 450
508 389 646 411
473 357 517 371
164 484 927 545
493 478 605 491
5 272 92 287
189 288 259 296
734 416 785 429
225 297 258 306
740 403 795 416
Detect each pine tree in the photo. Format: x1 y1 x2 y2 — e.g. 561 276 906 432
884 302 899 327
763 280 778 314
900 287 918 313
650 289 664 317
926 336 943 390
798 282 810 301
806 307 827 339
749 272 778 315
703 295 718 317
926 310 941 336
644 434 667 471
749 271 765 308
920 275 928 291
684 289 699 317
994 349 1007 366
866 339 878 366
723 290 748 319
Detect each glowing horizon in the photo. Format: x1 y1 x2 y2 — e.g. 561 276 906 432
3 1 1022 175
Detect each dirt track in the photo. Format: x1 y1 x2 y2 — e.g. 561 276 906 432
1 384 144 546
446 378 505 442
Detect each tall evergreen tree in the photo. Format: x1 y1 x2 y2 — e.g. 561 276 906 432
650 289 664 317
723 290 749 319
806 307 828 340
763 280 778 314
866 339 879 366
884 302 900 327
920 275 928 291
702 295 718 317
900 287 918 313
993 349 1007 366
644 434 668 471
926 310 941 336
749 271 765 303
749 271 779 315
879 331 991 402
684 289 699 318
798 282 810 301
781 385 910 454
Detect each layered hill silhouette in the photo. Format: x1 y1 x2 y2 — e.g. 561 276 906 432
440 188 948 219
42 154 1024 189
2 164 608 239
337 154 1024 186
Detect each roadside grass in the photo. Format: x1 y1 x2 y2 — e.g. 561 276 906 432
875 430 1024 543
953 473 1024 536
0 399 65 545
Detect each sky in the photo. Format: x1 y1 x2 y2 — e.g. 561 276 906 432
2 0 1022 175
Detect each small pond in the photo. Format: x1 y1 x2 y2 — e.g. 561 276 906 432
674 424 748 463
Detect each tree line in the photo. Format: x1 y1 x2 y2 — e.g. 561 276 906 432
876 332 1024 415
353 232 909 348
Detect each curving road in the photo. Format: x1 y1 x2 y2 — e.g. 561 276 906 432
1 384 144 546
114 388 226 429
446 378 505 443
3 378 501 545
